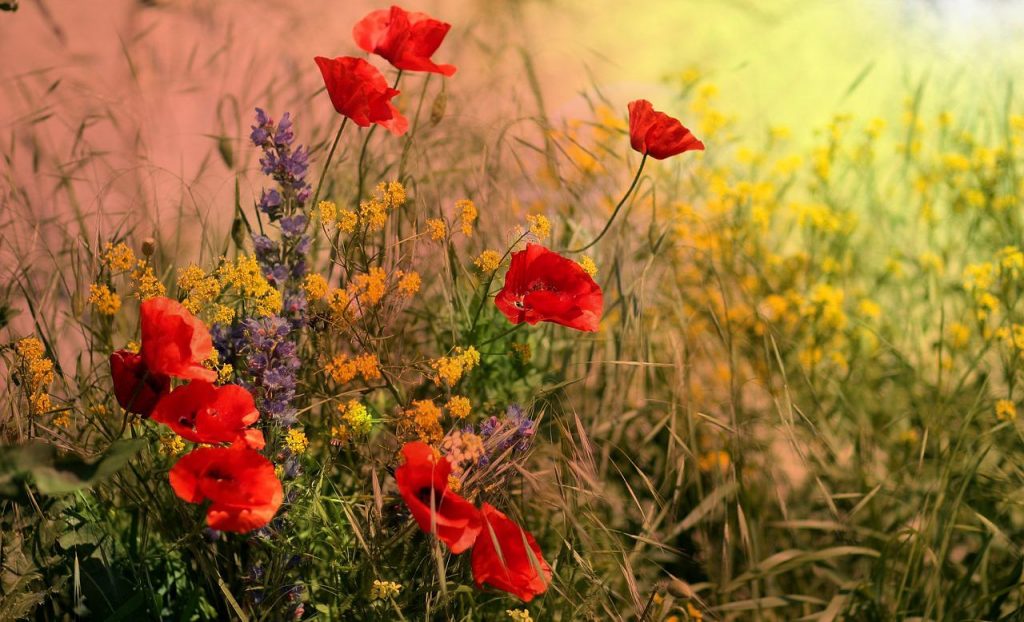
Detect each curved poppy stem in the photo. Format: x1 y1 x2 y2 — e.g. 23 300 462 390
566 153 647 254
311 116 349 211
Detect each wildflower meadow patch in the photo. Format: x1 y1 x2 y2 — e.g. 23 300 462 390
5 1 1024 620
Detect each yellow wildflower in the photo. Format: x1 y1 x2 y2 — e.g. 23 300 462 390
445 395 471 419
431 346 480 386
527 214 551 239
303 273 329 301
507 610 533 622
338 209 359 233
698 450 730 474
457 199 478 236
397 271 421 297
101 242 137 273
285 428 309 454
857 299 881 321
338 400 373 437
401 399 443 443
425 218 447 241
370 580 402 601
328 289 351 321
130 261 166 300
359 198 388 232
996 399 1017 422
159 435 187 456
15 337 55 416
948 322 970 349
52 412 72 428
318 200 337 224
349 266 388 306
578 255 598 277
88 283 121 315
474 250 502 272
177 264 220 313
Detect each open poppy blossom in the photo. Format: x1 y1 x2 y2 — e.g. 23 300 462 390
394 441 481 553
314 56 409 136
150 381 264 450
140 296 217 382
627 99 704 160
169 444 283 533
471 503 552 602
494 243 603 332
109 349 171 417
353 6 456 77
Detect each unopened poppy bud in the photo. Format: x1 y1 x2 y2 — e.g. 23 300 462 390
141 237 156 257
430 90 447 126
667 578 694 600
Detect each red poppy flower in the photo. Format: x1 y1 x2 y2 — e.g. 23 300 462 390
150 381 264 450
140 296 217 382
169 444 283 533
352 6 456 77
394 441 481 553
472 503 552 602
109 349 171 417
314 56 409 136
627 99 704 160
494 243 603 332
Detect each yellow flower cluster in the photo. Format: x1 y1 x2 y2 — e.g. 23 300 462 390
444 395 471 419
177 264 222 314
303 273 329 301
474 250 502 272
350 266 388 307
325 353 381 384
88 283 121 315
996 399 1017 422
333 400 374 443
159 434 187 456
285 428 310 454
506 610 533 622
369 580 402 600
216 255 282 317
457 199 478 236
401 399 444 444
101 242 137 273
15 337 54 416
430 346 481 386
526 213 551 239
396 271 421 297
425 218 447 241
130 261 167 300
578 255 598 277
318 200 337 224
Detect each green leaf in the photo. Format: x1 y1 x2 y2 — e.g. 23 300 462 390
0 439 145 497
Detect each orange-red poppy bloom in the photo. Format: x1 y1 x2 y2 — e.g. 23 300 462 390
494 243 603 332
109 349 171 417
627 99 704 160
471 503 552 602
150 381 264 450
352 6 456 77
169 444 283 533
140 296 217 382
394 441 481 553
314 56 409 136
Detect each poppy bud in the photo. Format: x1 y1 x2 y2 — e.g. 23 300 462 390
141 237 156 257
430 90 447 126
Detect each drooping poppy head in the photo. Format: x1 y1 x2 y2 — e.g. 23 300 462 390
471 503 552 602
314 56 409 136
169 444 283 533
352 6 457 77
109 349 171 417
140 296 217 382
494 243 604 332
150 381 264 450
627 99 704 160
394 441 481 553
